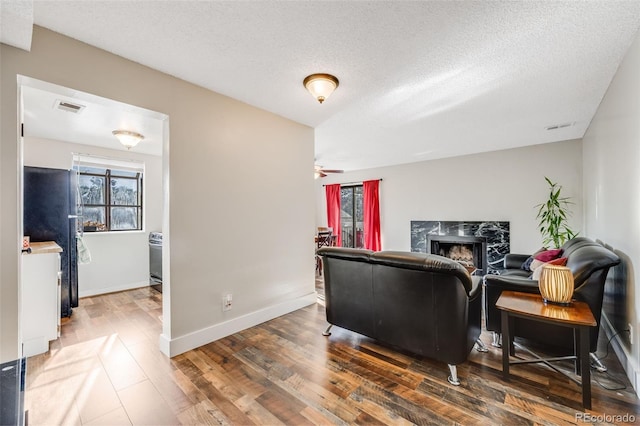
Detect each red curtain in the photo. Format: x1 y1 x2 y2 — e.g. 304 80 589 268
363 180 381 251
325 184 342 247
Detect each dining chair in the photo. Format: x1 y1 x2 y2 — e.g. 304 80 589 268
316 231 334 275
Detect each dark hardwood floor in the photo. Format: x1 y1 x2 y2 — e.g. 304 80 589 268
25 282 640 425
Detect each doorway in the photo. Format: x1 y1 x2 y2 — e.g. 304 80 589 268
18 75 170 354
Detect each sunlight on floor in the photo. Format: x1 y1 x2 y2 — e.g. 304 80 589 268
25 287 168 425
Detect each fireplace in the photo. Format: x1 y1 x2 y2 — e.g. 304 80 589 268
411 221 509 274
428 235 487 275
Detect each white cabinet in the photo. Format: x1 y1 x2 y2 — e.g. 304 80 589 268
21 242 62 357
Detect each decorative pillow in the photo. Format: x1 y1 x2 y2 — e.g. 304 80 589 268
547 256 568 266
532 265 544 280
532 257 568 280
520 247 547 270
534 248 563 262
521 256 534 270
529 259 545 271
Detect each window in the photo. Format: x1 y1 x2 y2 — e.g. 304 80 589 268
340 185 364 248
74 157 144 232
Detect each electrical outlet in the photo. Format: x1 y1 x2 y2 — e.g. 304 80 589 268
629 323 634 345
222 293 232 312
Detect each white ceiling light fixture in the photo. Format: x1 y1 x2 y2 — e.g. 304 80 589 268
112 130 144 150
303 73 339 104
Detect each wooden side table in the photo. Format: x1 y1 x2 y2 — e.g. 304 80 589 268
496 291 597 410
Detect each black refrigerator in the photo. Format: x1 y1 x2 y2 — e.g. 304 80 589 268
23 166 78 317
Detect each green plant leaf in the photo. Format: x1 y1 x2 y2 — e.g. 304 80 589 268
535 177 578 248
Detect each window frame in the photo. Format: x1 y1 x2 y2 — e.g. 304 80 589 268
78 167 143 232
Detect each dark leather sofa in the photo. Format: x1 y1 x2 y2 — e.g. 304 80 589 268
483 237 620 360
317 247 485 385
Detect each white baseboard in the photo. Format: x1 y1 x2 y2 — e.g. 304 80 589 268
161 292 318 357
601 314 640 397
78 280 150 298
159 333 171 357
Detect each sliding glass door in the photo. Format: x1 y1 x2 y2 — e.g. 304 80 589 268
340 185 364 248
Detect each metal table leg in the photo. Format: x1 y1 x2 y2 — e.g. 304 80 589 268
501 310 511 380
580 326 591 410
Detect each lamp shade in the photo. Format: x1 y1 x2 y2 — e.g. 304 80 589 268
303 74 339 104
112 130 144 150
538 264 574 305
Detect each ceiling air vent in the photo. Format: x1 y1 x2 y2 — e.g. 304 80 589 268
54 99 85 114
545 122 574 131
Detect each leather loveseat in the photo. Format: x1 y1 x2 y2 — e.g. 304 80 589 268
483 237 620 365
317 247 486 385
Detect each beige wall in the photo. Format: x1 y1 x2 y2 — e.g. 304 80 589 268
1 26 316 361
583 28 640 390
316 139 583 254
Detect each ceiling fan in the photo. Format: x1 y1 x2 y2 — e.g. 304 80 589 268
314 164 344 179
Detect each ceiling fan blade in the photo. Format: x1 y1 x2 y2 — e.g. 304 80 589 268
319 171 328 178
320 169 344 174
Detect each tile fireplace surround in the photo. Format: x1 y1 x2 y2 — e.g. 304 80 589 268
411 221 510 274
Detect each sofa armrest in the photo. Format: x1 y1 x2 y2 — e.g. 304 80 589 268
483 274 540 333
504 253 530 270
483 274 540 293
469 276 483 301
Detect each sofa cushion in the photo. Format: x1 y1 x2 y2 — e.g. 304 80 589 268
501 269 532 278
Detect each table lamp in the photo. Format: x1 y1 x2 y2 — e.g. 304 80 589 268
538 264 574 305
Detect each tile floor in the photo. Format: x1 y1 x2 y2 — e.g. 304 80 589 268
25 287 175 425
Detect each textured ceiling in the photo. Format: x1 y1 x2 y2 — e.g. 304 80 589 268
0 0 33 50
6 1 640 171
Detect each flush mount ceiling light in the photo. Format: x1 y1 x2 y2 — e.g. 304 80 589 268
112 130 144 150
303 73 339 104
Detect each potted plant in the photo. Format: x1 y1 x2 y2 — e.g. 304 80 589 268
535 177 578 248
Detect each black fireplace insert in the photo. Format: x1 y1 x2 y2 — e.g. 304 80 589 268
427 235 487 275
